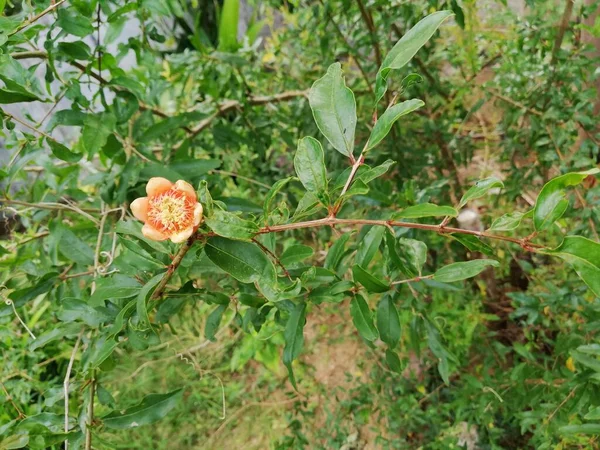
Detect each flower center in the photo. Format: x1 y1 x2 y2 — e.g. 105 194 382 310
147 189 194 233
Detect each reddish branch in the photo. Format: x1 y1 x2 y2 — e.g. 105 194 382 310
150 216 542 299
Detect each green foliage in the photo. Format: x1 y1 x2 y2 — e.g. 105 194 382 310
1 0 600 448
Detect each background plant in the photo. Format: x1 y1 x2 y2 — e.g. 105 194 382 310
1 1 600 449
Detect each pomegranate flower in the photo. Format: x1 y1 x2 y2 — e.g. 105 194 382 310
130 177 203 243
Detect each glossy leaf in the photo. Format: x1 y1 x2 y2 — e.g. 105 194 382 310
396 203 458 219
205 209 259 241
352 264 390 293
205 304 227 341
350 295 378 341
47 138 83 163
451 234 493 256
489 210 532 231
82 113 116 156
375 11 453 103
366 99 425 151
102 389 183 429
205 237 276 285
355 226 385 267
281 245 314 265
459 177 504 208
385 349 403 373
308 62 357 157
433 259 499 283
543 236 600 297
533 169 599 231
376 296 401 349
283 302 307 388
294 137 328 194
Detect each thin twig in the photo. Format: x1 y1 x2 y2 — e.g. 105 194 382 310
391 274 434 286
8 0 67 37
551 0 575 65
252 238 292 280
64 329 84 449
151 237 196 299
0 381 25 419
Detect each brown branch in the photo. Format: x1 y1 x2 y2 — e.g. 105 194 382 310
356 0 382 68
391 274 434 286
150 214 543 300
252 238 292 280
8 0 66 38
151 237 196 300
551 0 575 65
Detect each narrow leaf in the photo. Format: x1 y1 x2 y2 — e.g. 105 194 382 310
205 209 259 241
366 99 424 151
376 295 401 349
102 389 183 429
376 11 453 103
459 177 504 208
350 295 378 341
433 259 499 283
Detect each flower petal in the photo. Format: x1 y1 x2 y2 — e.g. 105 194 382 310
170 227 194 243
142 223 169 241
130 197 149 222
174 180 196 200
193 202 203 227
146 177 173 197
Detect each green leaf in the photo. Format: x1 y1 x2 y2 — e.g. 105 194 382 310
396 203 458 219
57 8 94 37
47 109 87 130
450 234 493 256
376 11 453 103
283 302 307 389
459 177 504 208
82 113 116 156
571 351 600 372
281 245 314 265
136 274 163 329
264 177 294 217
116 220 170 254
352 264 390 293
56 41 92 60
358 160 395 184
424 319 455 384
489 210 532 231
355 226 385 267
366 99 425 151
308 62 357 157
533 169 599 231
47 138 82 163
102 389 183 429
0 54 45 103
294 137 328 195
204 237 276 284
433 259 499 283
205 209 259 241
205 304 227 341
218 0 240 51
385 349 403 373
543 236 600 297
57 226 94 266
82 335 119 371
57 299 111 327
388 237 428 277
324 232 351 271
559 424 600 435
584 407 600 420
0 434 28 449
350 295 378 341
376 295 401 349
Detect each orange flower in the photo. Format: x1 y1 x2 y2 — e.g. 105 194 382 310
130 177 203 243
